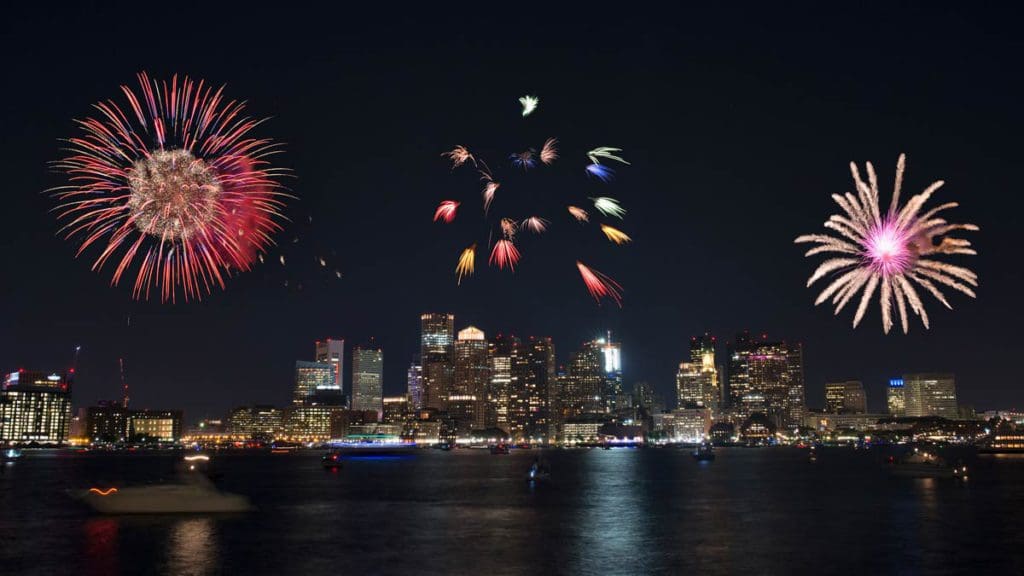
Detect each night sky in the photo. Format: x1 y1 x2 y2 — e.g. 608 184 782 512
2 3 1021 421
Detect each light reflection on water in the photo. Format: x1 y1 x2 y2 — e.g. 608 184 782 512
168 518 218 576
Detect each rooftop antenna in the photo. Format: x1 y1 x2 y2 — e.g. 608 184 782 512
72 345 81 372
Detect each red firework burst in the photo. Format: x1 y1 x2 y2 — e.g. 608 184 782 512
52 72 288 302
576 261 623 307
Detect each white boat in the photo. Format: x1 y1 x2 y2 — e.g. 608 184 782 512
76 475 252 514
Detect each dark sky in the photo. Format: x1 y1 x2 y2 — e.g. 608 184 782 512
2 2 1022 421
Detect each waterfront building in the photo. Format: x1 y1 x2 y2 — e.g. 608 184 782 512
128 410 183 443
285 405 342 440
690 333 721 416
228 406 255 436
676 362 703 407
887 378 906 416
351 343 384 417
0 370 73 445
825 380 867 414
407 357 423 410
727 332 805 428
251 405 284 439
293 361 335 405
315 338 345 394
508 336 555 442
487 334 520 432
421 313 455 411
382 395 411 426
453 326 490 433
904 373 958 418
86 401 132 443
563 338 607 418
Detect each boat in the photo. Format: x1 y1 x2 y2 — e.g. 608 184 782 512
692 442 716 461
889 448 969 479
528 463 551 482
2 448 22 461
490 444 510 455
322 451 343 469
75 475 253 514
808 446 819 463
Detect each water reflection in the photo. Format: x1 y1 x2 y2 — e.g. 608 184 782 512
167 518 219 576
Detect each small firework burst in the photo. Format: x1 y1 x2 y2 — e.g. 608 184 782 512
522 216 550 234
567 206 590 222
587 147 630 165
576 261 623 306
519 95 539 117
456 244 476 285
500 217 518 240
795 154 979 333
510 149 537 170
591 196 626 219
490 239 520 270
540 138 558 165
585 163 614 182
442 145 475 169
434 200 460 223
600 225 632 245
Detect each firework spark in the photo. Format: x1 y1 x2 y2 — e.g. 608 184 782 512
576 261 623 306
585 163 614 182
52 72 288 302
456 244 476 285
795 154 979 334
510 150 537 170
540 138 558 165
489 239 520 270
442 145 475 169
591 196 626 219
500 217 518 240
522 216 550 234
480 170 500 214
600 225 632 244
587 147 630 165
519 95 539 117
567 206 590 222
434 200 460 223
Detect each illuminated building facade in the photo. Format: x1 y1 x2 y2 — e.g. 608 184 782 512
676 362 703 407
285 405 342 440
293 361 335 406
407 357 423 409
487 334 520 432
0 370 72 445
727 332 805 429
382 395 411 425
600 334 624 413
904 373 958 418
453 326 489 433
825 381 867 414
690 333 721 416
351 344 384 417
563 339 604 418
508 337 555 442
86 402 132 443
315 338 345 394
420 313 455 411
128 410 183 443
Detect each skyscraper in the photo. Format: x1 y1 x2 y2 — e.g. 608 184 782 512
453 326 489 434
825 381 867 414
727 332 805 429
0 370 73 445
407 356 423 410
508 336 555 442
676 362 703 407
351 343 384 418
293 361 335 405
600 334 623 413
563 338 606 418
315 338 345 394
487 334 520 431
904 373 957 418
420 313 455 411
887 378 906 416
690 333 721 416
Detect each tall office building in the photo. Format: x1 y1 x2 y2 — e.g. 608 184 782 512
676 363 703 407
293 361 335 405
0 370 73 445
727 332 805 429
351 343 384 417
453 326 489 434
904 373 957 418
407 357 424 410
824 380 867 414
508 336 555 442
887 378 906 416
315 338 345 394
563 338 606 418
689 334 721 416
420 313 455 410
600 334 624 413
487 334 520 431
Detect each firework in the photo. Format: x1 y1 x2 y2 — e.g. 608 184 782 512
576 261 623 306
600 225 632 244
52 72 288 302
510 150 537 170
522 216 549 234
519 95 539 117
795 154 979 334
540 138 558 165
591 196 626 219
489 239 520 270
567 206 590 222
479 169 500 214
500 217 518 240
456 244 476 284
442 145 475 169
585 163 614 182
587 147 630 165
434 200 460 223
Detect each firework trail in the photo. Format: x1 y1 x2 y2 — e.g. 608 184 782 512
489 239 521 270
456 244 476 285
600 225 632 244
540 138 558 165
522 217 549 234
585 163 614 182
434 200 460 223
576 261 623 306
519 95 539 117
500 217 519 240
567 206 590 222
52 72 289 302
795 154 979 333
442 145 475 169
587 147 630 165
510 150 537 170
479 169 500 214
591 197 626 219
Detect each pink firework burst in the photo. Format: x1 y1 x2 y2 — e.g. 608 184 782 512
52 72 288 303
576 261 623 306
521 216 549 234
864 220 912 276
489 239 520 271
434 200 460 223
540 137 558 165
